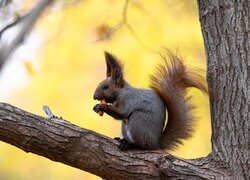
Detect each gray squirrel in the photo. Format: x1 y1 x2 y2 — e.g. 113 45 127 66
93 51 208 151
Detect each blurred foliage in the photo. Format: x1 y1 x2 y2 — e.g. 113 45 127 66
0 0 211 179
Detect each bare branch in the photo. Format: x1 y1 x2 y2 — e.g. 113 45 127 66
0 14 25 39
0 102 235 179
91 0 129 41
0 0 53 70
0 0 12 8
92 0 151 51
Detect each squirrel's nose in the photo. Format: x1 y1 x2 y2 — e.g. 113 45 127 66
93 93 100 100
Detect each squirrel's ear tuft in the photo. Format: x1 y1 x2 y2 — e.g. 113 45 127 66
104 51 124 86
104 51 112 77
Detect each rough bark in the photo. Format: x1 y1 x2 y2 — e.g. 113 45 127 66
0 103 232 179
198 0 250 178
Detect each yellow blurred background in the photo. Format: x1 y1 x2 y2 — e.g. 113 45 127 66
0 0 210 179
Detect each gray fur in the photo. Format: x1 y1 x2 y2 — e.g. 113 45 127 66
118 82 166 149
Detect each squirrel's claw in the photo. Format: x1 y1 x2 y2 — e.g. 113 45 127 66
114 137 121 141
118 138 131 151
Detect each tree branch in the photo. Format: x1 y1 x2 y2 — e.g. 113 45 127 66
0 0 12 8
0 0 53 70
91 0 151 51
0 15 25 39
92 0 130 41
0 103 233 179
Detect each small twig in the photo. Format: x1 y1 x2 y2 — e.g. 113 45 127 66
92 0 151 51
42 105 61 119
91 0 129 42
122 0 130 23
42 105 55 118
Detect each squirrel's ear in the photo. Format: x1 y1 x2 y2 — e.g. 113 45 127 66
105 51 112 78
104 51 124 86
112 67 124 86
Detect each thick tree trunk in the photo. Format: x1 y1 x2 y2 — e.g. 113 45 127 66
198 0 250 178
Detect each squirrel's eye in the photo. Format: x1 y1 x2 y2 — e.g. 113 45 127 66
103 85 109 90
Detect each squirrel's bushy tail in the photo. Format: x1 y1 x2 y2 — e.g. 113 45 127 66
150 51 208 151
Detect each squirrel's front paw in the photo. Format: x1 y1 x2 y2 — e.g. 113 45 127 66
93 104 105 113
